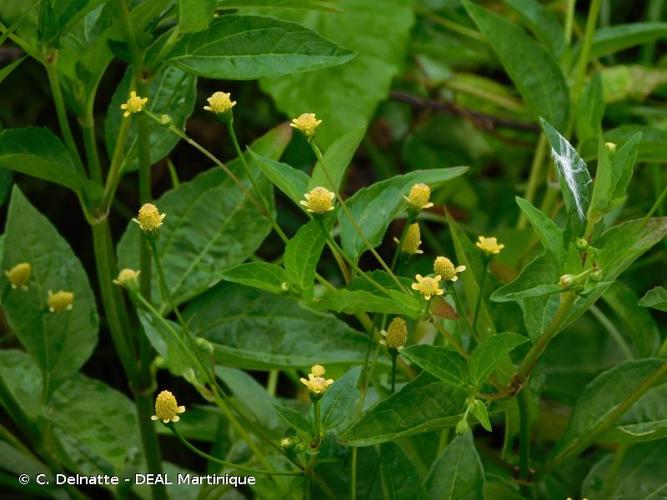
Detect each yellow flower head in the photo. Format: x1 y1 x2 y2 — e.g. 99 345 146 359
133 203 166 232
300 186 335 214
380 317 408 350
113 268 140 289
48 290 74 313
290 113 322 138
397 223 423 254
300 364 334 397
151 390 185 424
434 256 466 282
203 91 236 114
5 262 31 290
121 91 148 118
404 183 434 210
411 274 444 300
476 236 504 256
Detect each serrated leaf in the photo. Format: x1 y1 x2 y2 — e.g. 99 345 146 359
465 1 569 130
425 432 484 500
2 187 98 397
341 167 468 259
221 262 288 294
380 442 427 500
340 373 467 446
185 283 369 369
469 333 527 386
401 345 468 387
118 125 290 306
166 15 355 79
639 286 667 312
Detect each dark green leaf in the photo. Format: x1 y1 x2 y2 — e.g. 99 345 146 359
401 345 468 387
380 442 427 500
465 1 569 130
221 262 288 294
639 286 667 312
503 0 564 56
178 0 216 33
273 403 312 440
603 125 667 163
576 73 604 145
312 287 421 318
185 283 369 369
0 56 27 85
591 23 667 58
118 125 290 306
541 119 593 234
341 168 468 259
610 131 641 201
515 196 565 262
166 15 355 79
219 0 336 10
2 188 98 397
284 218 328 296
469 333 527 386
425 432 484 500
250 150 309 205
105 65 197 171
340 373 467 446
309 128 364 192
320 366 360 432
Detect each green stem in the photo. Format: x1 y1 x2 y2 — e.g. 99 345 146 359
543 361 667 476
350 446 357 500
571 0 603 107
451 284 474 338
99 116 132 212
417 7 485 41
81 112 102 184
564 0 576 46
167 424 302 476
267 370 279 396
590 305 633 359
390 352 398 393
517 133 547 229
430 319 469 359
517 390 531 480
642 183 667 226
313 400 322 448
44 51 85 175
471 258 489 335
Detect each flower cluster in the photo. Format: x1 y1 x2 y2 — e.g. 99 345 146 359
380 317 408 351
151 390 185 424
300 364 334 398
48 290 74 313
290 113 322 138
434 256 466 282
411 274 443 300
476 236 504 256
121 91 148 118
203 91 236 114
5 262 31 290
133 203 166 232
300 186 335 214
404 183 434 211
397 223 423 255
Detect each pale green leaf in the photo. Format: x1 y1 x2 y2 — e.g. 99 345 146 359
425 432 484 500
591 23 667 58
401 345 468 387
221 262 288 294
639 286 667 312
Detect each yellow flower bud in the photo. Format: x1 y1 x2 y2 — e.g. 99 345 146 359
290 113 321 138
203 91 236 114
151 390 185 424
299 364 334 397
476 236 504 256
559 274 576 289
380 317 408 350
120 91 148 118
4 262 31 290
300 186 335 214
605 142 617 154
433 256 466 282
404 183 434 210
113 268 140 289
397 223 423 255
411 274 444 300
132 203 166 232
48 290 74 313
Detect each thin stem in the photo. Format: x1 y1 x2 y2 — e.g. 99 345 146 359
81 105 102 184
564 0 576 46
451 284 475 338
267 370 279 396
517 390 531 480
313 400 322 448
390 352 398 393
571 0 603 107
517 133 547 229
417 7 485 41
590 305 633 359
99 116 132 212
350 446 357 500
472 258 489 335
642 183 667 226
430 319 469 359
167 424 302 476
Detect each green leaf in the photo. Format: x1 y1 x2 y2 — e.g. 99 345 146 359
602 282 660 358
464 1 569 130
309 127 365 192
379 442 427 500
583 441 667 499
250 150 309 205
341 167 468 259
105 65 197 171
284 218 328 296
541 119 593 234
503 0 564 56
425 432 484 500
470 400 492 432
0 128 100 197
166 15 355 79
588 137 614 219
603 125 667 163
401 345 468 387
2 188 98 397
320 366 361 432
185 283 369 370
221 262 288 294
469 333 528 386
591 23 667 58
0 55 27 85
515 196 565 262
273 403 312 440
219 0 337 10
312 287 421 318
639 286 667 312
177 0 216 33
118 125 290 306
609 131 641 201
340 373 467 446
259 0 415 146
576 73 604 145
0 349 42 419
551 358 665 459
